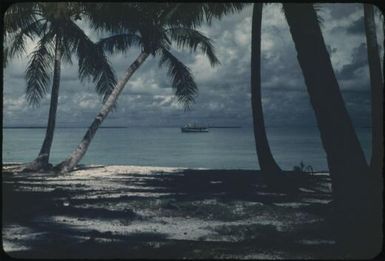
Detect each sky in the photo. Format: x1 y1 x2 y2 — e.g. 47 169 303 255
3 3 384 128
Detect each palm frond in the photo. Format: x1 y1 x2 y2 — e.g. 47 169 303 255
373 5 384 22
97 62 117 103
166 27 220 66
61 38 74 65
313 4 325 27
3 46 9 68
7 18 46 58
84 3 142 34
97 33 142 54
4 3 40 34
202 3 247 23
8 31 27 58
61 20 117 100
25 34 54 106
158 48 197 108
159 3 182 25
166 3 247 28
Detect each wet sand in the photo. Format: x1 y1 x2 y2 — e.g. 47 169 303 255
2 164 338 259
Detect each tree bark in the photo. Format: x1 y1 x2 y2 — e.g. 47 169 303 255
283 4 379 258
364 4 384 175
55 51 149 173
24 34 63 171
251 3 282 177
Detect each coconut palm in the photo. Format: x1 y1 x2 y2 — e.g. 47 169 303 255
179 3 282 180
251 3 282 179
4 3 116 171
283 3 379 257
55 3 243 173
363 4 384 175
87 2 282 180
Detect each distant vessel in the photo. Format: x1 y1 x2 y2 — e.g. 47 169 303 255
181 123 209 133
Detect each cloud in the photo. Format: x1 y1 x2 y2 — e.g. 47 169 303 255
346 16 365 34
336 43 369 81
3 3 382 128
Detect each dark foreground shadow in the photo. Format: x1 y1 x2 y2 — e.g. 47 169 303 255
2 167 337 259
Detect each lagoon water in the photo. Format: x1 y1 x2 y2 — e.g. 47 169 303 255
2 127 371 171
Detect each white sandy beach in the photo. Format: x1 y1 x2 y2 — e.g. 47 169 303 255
2 164 335 259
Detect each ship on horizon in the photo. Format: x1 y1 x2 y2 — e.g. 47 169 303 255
181 123 209 133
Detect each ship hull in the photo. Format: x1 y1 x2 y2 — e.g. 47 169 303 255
181 127 209 133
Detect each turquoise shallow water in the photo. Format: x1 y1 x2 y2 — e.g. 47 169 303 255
2 127 371 171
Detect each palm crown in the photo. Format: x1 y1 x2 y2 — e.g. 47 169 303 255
5 2 116 105
86 3 245 107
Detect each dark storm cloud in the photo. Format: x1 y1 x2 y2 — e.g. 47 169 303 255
341 90 371 127
331 17 365 36
346 16 365 34
336 43 368 81
326 3 361 19
3 4 382 128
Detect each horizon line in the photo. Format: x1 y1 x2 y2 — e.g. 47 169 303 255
2 125 372 129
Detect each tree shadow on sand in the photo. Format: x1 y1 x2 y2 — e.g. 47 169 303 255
3 168 338 258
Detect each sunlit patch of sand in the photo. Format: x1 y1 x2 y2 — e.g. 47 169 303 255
2 225 42 253
223 252 286 259
71 165 183 177
302 198 331 204
298 239 335 245
273 202 311 208
71 192 174 200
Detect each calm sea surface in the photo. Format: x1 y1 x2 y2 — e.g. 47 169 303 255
2 127 371 171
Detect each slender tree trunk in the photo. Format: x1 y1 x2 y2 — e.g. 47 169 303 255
283 4 380 258
251 3 282 176
24 34 62 171
364 4 384 175
55 51 149 173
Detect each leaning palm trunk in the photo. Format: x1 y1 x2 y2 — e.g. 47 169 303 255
283 4 380 257
25 35 63 171
251 3 282 176
364 4 384 175
55 51 149 173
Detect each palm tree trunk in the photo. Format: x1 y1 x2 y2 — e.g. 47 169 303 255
251 3 282 176
283 4 379 257
55 51 149 173
25 34 62 171
364 4 384 175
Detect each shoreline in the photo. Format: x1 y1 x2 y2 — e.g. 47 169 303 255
2 162 331 174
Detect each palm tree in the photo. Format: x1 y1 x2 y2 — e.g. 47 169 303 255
363 4 384 175
283 3 380 257
4 3 116 171
251 3 282 178
55 3 236 173
87 2 282 181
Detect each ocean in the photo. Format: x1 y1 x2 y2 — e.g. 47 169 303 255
2 127 371 171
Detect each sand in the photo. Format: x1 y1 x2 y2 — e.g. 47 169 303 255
2 164 338 259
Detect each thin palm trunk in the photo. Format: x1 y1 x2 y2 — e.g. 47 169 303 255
55 51 149 173
26 35 62 170
251 3 281 176
283 4 379 257
364 4 384 175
